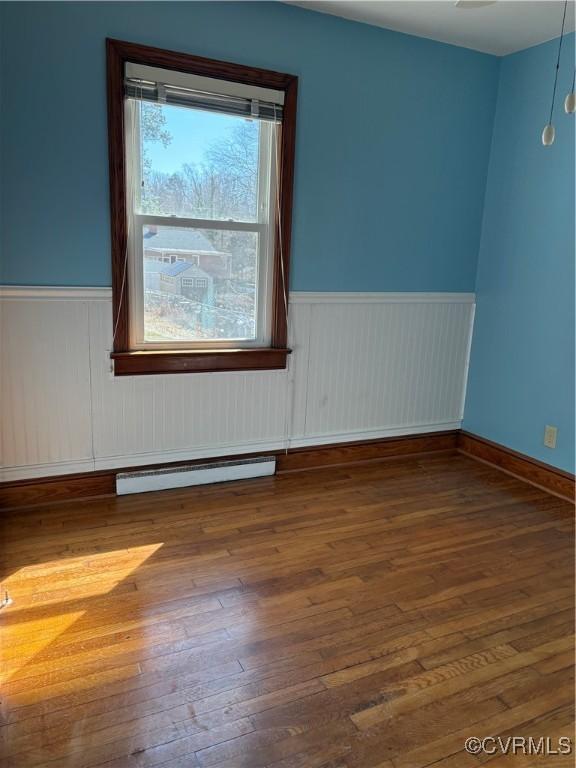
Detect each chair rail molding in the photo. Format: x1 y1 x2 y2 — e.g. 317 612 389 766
0 286 113 300
1 287 475 482
290 292 475 304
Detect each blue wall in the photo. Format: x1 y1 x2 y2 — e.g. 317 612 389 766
464 35 575 473
0 1 499 289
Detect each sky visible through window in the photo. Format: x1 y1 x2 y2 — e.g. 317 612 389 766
145 105 240 172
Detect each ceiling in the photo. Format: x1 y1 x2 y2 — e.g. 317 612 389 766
287 1 576 56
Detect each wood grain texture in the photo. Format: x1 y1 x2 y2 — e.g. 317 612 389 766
0 454 573 767
106 39 297 372
0 431 457 510
270 75 297 349
278 431 459 472
3 429 574 509
458 431 575 502
0 471 115 510
111 348 290 375
106 38 130 353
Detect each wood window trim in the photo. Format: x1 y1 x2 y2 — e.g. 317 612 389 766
106 38 297 375
111 347 291 376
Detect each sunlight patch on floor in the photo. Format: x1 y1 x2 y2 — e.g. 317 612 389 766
0 543 163 684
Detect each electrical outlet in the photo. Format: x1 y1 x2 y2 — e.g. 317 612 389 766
544 425 557 449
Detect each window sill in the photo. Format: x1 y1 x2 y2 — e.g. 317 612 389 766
111 347 291 376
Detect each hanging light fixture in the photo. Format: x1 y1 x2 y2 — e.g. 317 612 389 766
542 123 556 145
565 68 576 113
542 0 569 146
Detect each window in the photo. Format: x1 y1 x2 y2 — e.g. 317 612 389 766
181 277 208 289
107 40 297 375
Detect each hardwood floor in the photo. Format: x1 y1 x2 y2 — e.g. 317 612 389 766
0 454 574 767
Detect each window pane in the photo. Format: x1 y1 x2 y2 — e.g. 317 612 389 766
143 225 259 343
137 102 260 222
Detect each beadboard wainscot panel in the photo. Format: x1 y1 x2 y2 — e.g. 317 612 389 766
0 289 475 481
289 293 475 446
88 298 293 469
0 288 102 480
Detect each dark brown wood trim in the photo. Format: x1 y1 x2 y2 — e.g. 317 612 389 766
107 38 129 352
107 38 297 90
6 430 572 511
0 452 271 510
276 431 459 472
0 431 458 510
271 76 297 347
106 39 297 373
0 471 116 511
458 431 575 502
111 348 290 375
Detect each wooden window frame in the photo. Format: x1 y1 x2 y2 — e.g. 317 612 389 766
106 38 297 375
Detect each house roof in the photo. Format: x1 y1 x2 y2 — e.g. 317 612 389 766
144 260 212 280
143 226 223 254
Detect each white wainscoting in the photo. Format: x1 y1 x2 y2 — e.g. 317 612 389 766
0 288 475 481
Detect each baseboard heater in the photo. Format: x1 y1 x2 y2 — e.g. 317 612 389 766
116 456 276 496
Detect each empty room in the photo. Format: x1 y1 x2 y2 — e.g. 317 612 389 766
0 1 574 766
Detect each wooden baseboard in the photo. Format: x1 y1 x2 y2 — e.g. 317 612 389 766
0 470 116 510
0 431 459 510
458 431 575 503
3 430 572 510
276 431 459 472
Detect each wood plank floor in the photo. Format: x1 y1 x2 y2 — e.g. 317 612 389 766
0 454 574 767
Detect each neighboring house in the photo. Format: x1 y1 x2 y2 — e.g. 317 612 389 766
143 226 230 281
144 260 214 304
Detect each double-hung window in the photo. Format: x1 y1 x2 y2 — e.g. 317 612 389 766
107 40 297 375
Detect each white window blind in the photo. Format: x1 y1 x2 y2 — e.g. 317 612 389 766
125 62 285 121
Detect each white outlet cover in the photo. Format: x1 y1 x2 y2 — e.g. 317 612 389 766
544 425 557 449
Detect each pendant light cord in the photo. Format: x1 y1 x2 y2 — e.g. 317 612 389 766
549 0 569 123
